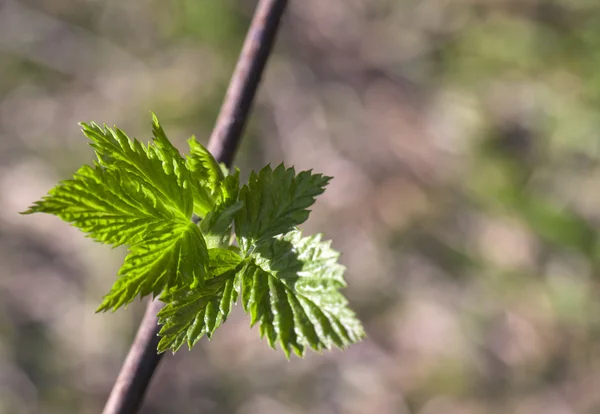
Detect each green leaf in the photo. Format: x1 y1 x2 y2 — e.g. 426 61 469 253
97 222 208 312
239 229 365 358
22 114 364 358
80 117 192 218
156 248 242 352
208 247 243 276
186 136 224 186
157 271 240 353
186 136 224 217
24 115 213 311
21 164 178 247
218 162 230 179
200 170 243 249
235 164 331 253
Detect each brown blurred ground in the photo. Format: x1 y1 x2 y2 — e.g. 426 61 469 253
2 0 600 413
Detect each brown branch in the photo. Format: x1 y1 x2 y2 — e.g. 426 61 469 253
102 299 164 414
208 0 288 165
102 1 288 413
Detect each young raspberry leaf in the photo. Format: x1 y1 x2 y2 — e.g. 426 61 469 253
235 164 331 254
21 164 177 247
186 136 224 187
157 248 243 352
97 222 208 312
81 115 192 219
200 170 244 249
186 136 225 217
23 115 210 311
239 229 365 358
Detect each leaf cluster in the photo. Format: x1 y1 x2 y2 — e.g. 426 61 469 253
22 115 364 357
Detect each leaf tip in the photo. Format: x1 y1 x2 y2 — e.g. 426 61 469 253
156 339 170 354
95 304 108 313
19 206 36 215
151 112 160 127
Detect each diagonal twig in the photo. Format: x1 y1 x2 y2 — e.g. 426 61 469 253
102 1 288 413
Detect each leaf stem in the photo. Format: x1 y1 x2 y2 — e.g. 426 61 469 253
102 1 288 413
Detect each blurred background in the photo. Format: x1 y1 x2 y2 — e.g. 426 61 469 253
2 0 600 413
